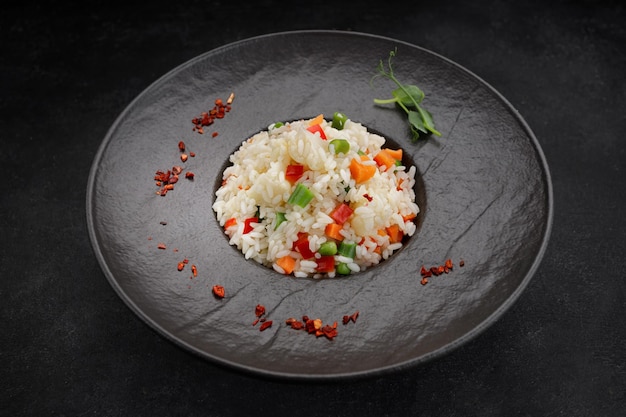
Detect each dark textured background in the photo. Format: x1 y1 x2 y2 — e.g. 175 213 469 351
2 1 625 415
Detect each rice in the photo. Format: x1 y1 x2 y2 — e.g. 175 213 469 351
212 114 419 277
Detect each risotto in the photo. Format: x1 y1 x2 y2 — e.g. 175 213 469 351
212 113 419 278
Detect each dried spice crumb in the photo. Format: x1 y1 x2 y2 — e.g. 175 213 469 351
419 258 463 285
191 93 235 134
286 313 354 341
212 285 225 299
255 304 266 317
259 321 273 331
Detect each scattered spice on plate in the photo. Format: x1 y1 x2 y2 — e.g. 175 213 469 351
155 166 185 196
191 93 235 135
212 285 225 299
342 310 359 325
419 258 464 285
285 314 345 341
259 321 273 332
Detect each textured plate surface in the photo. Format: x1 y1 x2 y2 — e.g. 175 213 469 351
86 30 552 380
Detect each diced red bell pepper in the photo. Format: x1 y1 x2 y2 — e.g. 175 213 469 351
243 217 258 234
316 255 335 273
285 164 304 184
293 233 315 259
224 217 237 229
306 124 327 140
329 203 354 224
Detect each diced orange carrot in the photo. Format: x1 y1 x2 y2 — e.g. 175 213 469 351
276 255 296 275
377 229 387 237
224 217 237 229
385 224 404 243
349 155 377 184
308 114 324 126
324 223 344 241
402 213 417 222
373 149 397 170
385 148 402 161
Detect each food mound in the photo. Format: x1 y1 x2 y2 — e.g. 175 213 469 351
212 113 419 278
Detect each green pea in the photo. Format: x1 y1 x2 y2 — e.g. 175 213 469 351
329 139 350 155
336 263 351 275
318 241 337 256
331 112 348 130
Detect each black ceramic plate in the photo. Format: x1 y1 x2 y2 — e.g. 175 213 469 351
87 30 552 380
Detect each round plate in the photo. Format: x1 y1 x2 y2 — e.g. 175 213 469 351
86 30 552 380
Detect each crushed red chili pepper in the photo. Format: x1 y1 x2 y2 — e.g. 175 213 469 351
191 264 197 277
157 243 167 250
419 259 464 285
191 93 235 135
342 310 359 325
259 321 273 331
212 285 225 299
177 261 185 271
285 313 353 341
178 141 185 152
185 171 195 180
155 165 186 196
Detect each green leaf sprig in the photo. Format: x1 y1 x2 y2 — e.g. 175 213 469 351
371 49 441 141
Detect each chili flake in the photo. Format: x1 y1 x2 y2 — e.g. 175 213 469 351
286 315 342 340
155 165 186 196
212 285 225 299
419 258 462 285
342 310 359 325
191 92 235 134
255 304 266 317
259 321 273 332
